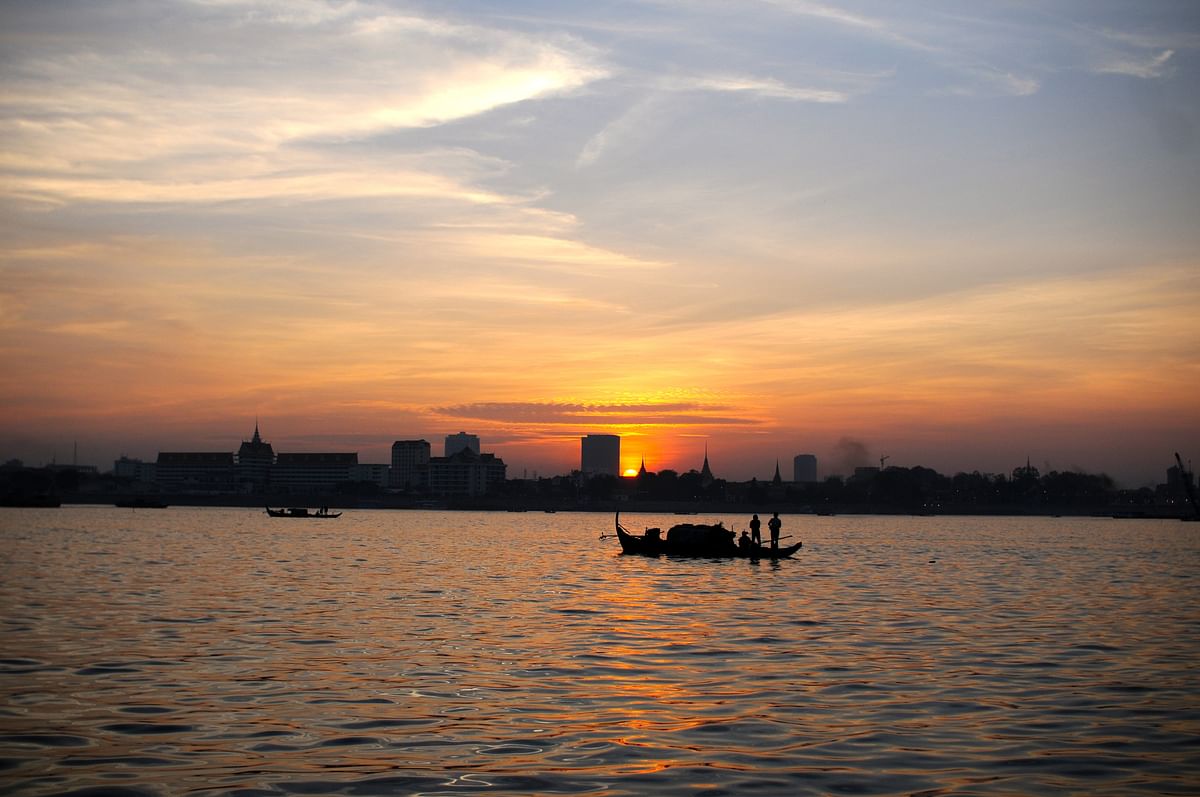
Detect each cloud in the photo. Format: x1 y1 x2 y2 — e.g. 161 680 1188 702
430 401 761 427
576 96 660 168
1092 49 1175 79
688 75 850 103
0 1 609 205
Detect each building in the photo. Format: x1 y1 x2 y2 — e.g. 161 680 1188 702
427 448 506 497
236 423 275 493
351 463 390 489
156 452 235 493
444 432 480 457
793 454 818 483
699 445 715 487
114 456 156 484
271 452 358 494
580 434 620 477
390 439 431 490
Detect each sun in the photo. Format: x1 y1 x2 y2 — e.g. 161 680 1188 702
623 468 638 477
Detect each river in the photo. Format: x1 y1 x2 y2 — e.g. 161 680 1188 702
1 507 1197 795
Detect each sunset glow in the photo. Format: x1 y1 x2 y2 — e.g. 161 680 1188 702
1 1 1198 487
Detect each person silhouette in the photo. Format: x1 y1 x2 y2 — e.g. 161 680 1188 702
749 513 762 546
768 512 782 550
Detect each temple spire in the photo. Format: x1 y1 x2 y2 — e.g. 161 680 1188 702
773 459 782 485
700 443 714 486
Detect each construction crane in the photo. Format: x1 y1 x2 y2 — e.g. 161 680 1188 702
1174 452 1200 520
880 455 890 470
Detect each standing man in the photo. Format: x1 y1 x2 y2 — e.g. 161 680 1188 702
749 513 762 547
768 512 782 550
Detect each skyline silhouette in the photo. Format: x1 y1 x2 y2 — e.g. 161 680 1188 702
4 420 1196 494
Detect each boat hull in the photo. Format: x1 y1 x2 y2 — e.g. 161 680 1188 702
265 507 342 518
615 517 801 559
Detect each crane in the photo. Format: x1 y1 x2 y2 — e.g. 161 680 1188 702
880 455 890 470
1174 452 1200 519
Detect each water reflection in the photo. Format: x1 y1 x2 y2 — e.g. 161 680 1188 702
0 508 1197 795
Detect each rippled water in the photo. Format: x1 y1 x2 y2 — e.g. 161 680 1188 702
1 507 1198 796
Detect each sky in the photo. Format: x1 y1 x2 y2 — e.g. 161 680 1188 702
1 0 1198 488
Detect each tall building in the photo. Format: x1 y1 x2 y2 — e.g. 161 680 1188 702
581 434 620 477
444 432 480 457
391 440 431 490
793 454 818 483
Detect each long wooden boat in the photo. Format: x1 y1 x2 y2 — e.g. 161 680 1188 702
614 513 801 559
265 506 342 518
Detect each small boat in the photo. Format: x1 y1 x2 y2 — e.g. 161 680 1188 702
0 495 61 508
265 506 342 518
613 513 801 559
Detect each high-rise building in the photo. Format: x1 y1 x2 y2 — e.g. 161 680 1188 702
444 432 480 457
391 440 431 490
793 454 818 483
580 434 620 477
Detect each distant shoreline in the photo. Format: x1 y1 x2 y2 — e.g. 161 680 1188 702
39 493 1196 520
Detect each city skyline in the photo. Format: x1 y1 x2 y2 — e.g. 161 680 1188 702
13 421 1196 490
2 2 1198 489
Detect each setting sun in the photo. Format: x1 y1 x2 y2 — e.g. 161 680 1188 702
623 468 638 478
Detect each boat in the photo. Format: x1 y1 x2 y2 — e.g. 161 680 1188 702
613 513 801 559
265 506 342 518
0 495 61 508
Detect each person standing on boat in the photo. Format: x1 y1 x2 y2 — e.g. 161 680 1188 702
768 512 782 550
749 514 762 547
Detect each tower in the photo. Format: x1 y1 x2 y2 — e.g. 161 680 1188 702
581 434 620 477
699 444 714 487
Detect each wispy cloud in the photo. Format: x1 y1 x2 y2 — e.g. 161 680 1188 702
0 1 609 206
688 75 850 103
1092 49 1175 79
431 401 761 427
